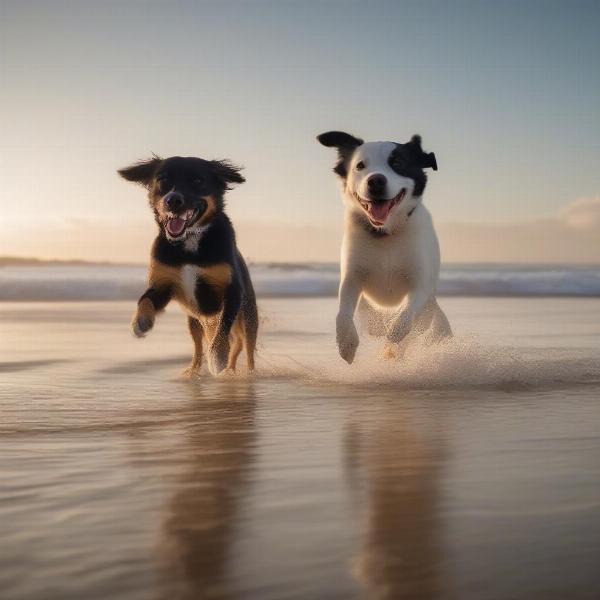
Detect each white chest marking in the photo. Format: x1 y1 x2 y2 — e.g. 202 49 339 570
184 225 209 252
181 265 199 306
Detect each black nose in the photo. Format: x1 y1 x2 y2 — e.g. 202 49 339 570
367 174 387 195
165 192 184 211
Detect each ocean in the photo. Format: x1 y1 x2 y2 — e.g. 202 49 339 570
0 262 599 301
1 264 600 599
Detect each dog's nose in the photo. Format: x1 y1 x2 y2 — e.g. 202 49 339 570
367 174 387 196
165 192 184 211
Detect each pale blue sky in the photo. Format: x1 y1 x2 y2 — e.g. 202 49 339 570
1 0 599 261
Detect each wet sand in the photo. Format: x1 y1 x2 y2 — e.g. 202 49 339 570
1 298 600 599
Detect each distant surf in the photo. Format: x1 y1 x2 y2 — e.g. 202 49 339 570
0 262 599 301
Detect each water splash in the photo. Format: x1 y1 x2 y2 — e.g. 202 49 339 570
256 335 600 391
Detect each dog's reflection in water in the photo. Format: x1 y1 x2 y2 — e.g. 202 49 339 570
159 381 257 600
345 405 445 600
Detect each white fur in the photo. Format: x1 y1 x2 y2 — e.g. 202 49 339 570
335 141 451 363
181 265 198 308
345 141 419 234
183 225 209 251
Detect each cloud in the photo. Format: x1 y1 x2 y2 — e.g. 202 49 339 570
559 197 600 230
438 197 600 264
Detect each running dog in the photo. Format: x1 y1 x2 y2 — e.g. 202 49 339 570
118 155 258 376
317 131 451 363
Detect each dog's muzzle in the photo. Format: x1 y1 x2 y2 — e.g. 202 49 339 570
165 208 199 238
356 188 407 226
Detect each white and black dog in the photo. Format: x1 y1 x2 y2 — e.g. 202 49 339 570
317 131 451 363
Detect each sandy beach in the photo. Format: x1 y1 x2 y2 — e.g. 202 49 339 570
3 0 600 597
1 297 600 599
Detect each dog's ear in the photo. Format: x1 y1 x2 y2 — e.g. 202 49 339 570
408 135 437 171
210 160 245 190
317 131 364 150
317 131 364 177
117 156 162 187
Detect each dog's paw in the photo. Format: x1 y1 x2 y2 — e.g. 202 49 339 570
336 316 359 364
181 363 202 379
208 337 230 376
386 313 412 345
382 344 399 361
131 314 154 338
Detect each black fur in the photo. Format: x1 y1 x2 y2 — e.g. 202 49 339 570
150 213 250 317
317 131 364 177
118 156 245 229
388 135 437 197
152 212 237 267
317 131 437 198
140 285 172 312
118 155 257 374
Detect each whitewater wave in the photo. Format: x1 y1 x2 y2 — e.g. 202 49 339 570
0 263 599 301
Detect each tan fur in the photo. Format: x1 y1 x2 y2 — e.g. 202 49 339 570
147 260 231 312
184 317 204 376
137 297 156 322
227 336 244 371
198 195 217 226
244 322 256 372
199 263 232 291
149 260 181 290
199 314 220 346
145 259 249 374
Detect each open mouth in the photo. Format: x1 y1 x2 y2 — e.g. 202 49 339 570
356 189 406 227
165 209 199 239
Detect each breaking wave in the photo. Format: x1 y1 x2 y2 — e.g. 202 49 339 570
0 263 599 301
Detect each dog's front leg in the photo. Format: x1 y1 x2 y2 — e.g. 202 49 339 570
209 282 241 376
386 288 430 345
337 276 362 364
132 285 173 337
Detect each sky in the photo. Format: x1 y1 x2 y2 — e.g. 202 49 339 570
0 0 599 263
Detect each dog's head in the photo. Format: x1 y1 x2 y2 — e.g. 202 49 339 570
118 155 244 242
317 131 437 232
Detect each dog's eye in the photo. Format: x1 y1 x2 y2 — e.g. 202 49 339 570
356 161 365 171
192 177 205 188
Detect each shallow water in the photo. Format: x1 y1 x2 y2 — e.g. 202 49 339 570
1 298 600 599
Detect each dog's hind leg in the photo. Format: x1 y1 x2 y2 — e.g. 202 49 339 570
429 299 452 340
227 335 244 372
357 296 386 337
419 298 452 345
226 316 245 372
243 300 258 373
183 316 204 377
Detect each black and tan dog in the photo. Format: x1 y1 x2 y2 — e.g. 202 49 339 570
118 155 258 376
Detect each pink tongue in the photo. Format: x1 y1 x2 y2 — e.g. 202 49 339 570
369 200 392 223
167 217 186 236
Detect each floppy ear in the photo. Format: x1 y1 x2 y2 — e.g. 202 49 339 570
317 131 364 177
210 160 245 190
317 131 364 149
117 156 162 187
408 135 437 171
